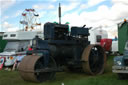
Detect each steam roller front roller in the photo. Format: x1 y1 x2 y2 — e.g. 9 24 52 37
82 44 106 75
18 55 56 83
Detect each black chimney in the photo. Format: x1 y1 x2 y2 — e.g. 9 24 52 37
58 3 61 24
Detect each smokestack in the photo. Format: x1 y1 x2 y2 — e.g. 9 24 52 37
59 3 61 24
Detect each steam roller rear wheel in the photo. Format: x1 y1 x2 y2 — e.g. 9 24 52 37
82 44 106 75
18 55 56 83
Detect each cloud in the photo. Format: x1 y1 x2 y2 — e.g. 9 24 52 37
51 0 57 2
48 4 55 9
62 2 80 13
106 25 118 38
61 1 128 38
62 12 83 26
7 27 19 32
32 4 55 11
0 24 1 31
1 0 128 37
1 0 16 12
62 5 110 27
68 0 83 2
80 4 87 9
63 1 128 27
84 0 106 7
1 21 19 32
87 0 106 7
33 2 80 15
1 10 22 23
79 0 106 9
1 16 9 22
32 4 44 10
109 3 128 21
2 22 12 28
14 10 22 17
38 11 47 18
80 5 109 23
112 0 128 5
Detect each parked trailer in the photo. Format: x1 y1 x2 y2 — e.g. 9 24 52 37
89 29 112 53
88 29 108 44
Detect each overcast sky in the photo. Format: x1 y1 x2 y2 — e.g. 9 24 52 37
0 0 128 38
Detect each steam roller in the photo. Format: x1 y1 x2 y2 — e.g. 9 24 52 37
18 22 106 83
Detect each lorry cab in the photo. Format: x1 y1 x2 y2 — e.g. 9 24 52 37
0 31 43 67
112 40 128 79
4 40 29 52
1 40 29 66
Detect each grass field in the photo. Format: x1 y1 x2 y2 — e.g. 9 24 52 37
0 56 128 85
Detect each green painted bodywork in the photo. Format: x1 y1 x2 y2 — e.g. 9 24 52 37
118 21 128 54
0 36 7 52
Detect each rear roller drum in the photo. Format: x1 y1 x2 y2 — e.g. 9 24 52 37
18 55 56 82
82 44 106 75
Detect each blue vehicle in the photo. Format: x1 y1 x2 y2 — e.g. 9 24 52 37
112 40 128 79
